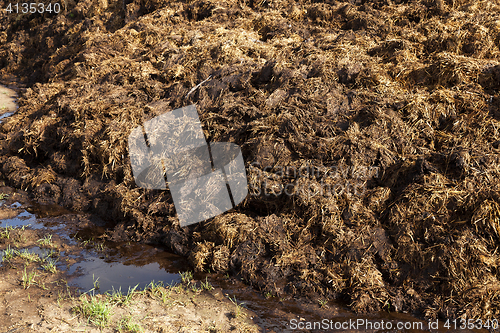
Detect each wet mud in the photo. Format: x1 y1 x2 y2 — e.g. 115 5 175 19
0 189 262 332
1 0 500 323
0 85 17 122
0 191 491 332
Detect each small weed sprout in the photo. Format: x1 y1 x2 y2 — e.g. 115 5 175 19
318 299 329 308
125 284 139 303
172 284 184 294
107 284 138 306
92 274 100 291
80 238 92 246
21 267 37 289
2 245 15 261
40 249 58 263
107 287 125 304
37 234 54 247
227 295 246 318
17 248 40 263
191 283 201 293
0 226 14 240
201 277 214 291
94 242 106 252
180 271 193 285
107 286 123 297
39 281 48 290
42 258 57 273
159 287 173 305
147 280 163 293
149 281 174 305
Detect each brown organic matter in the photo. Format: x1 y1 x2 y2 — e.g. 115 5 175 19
1 0 500 320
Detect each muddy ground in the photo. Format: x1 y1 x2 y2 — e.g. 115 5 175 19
1 0 500 323
0 187 261 332
0 84 16 116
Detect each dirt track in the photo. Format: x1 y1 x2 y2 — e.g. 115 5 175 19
1 0 500 322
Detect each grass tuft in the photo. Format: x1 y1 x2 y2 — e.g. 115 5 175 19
17 248 40 263
180 271 193 285
42 258 57 273
318 298 328 308
201 277 214 291
91 274 100 292
107 284 138 306
227 295 246 318
21 267 37 289
0 226 14 240
37 234 54 247
74 295 113 328
1 245 15 261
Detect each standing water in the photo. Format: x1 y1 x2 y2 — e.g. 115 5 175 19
0 85 17 121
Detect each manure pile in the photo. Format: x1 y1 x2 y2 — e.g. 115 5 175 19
1 0 500 319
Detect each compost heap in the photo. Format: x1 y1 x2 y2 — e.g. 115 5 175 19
1 0 500 320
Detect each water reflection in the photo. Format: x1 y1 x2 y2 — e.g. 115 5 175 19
67 242 185 294
0 210 38 229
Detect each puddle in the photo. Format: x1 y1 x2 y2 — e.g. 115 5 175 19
0 204 187 295
0 202 186 294
67 242 185 294
0 202 73 230
0 246 55 264
9 202 22 209
0 85 17 121
26 202 72 218
68 253 182 294
0 112 14 121
0 209 38 229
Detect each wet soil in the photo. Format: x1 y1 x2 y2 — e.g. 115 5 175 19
0 188 262 332
0 85 16 120
1 0 500 325
0 187 492 332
